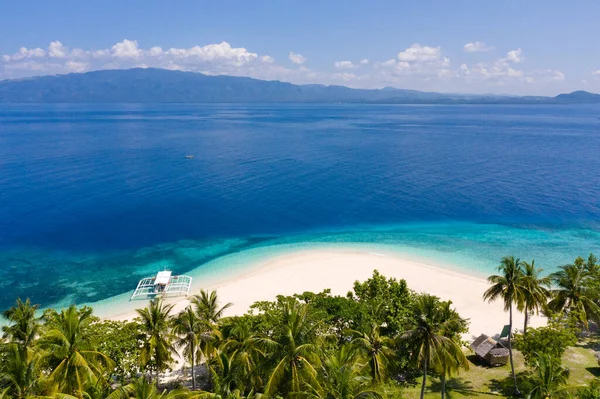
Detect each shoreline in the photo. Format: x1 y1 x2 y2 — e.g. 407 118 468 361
99 247 545 339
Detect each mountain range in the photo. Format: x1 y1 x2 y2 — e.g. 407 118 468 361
1 68 599 104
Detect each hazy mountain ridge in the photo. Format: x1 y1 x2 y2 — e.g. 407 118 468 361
0 68 598 104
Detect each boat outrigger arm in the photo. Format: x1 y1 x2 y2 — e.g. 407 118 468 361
131 270 193 300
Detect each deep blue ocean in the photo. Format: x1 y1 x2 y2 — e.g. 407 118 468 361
1 103 600 311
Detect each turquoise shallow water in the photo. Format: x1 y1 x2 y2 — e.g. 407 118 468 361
5 221 599 314
1 104 600 312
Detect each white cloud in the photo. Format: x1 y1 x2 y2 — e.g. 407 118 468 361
65 61 89 72
164 42 257 65
377 44 451 79
48 41 66 58
261 55 274 64
591 70 600 80
288 52 306 65
463 41 494 52
93 49 110 58
111 39 142 58
148 46 163 57
360 59 369 65
505 48 524 63
397 44 441 62
334 60 355 69
3 46 46 61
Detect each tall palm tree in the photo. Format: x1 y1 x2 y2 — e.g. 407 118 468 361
307 345 382 399
434 301 469 399
403 295 467 399
483 256 526 396
172 306 205 391
137 298 176 386
263 298 323 398
39 305 113 398
191 290 233 325
0 343 41 399
2 298 40 353
192 290 232 387
220 317 266 392
520 260 551 335
106 376 189 399
349 322 395 384
527 353 572 399
548 262 600 328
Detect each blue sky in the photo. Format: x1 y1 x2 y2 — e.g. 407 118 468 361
1 0 599 95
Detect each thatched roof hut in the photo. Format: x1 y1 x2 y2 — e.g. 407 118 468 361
471 334 509 366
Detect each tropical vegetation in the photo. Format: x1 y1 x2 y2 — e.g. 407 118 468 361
1 254 600 399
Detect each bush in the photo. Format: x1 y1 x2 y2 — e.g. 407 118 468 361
514 321 577 365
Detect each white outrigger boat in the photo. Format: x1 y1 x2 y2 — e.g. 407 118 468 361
130 270 193 300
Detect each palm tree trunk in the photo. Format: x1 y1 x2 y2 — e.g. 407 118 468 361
441 373 446 399
156 367 160 387
508 304 520 396
207 351 213 389
191 346 196 391
420 359 428 399
523 304 529 335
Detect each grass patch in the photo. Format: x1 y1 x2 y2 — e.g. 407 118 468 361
402 344 599 399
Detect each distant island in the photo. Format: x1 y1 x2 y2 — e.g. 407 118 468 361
1 67 600 104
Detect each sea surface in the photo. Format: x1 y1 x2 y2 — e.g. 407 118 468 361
1 103 600 311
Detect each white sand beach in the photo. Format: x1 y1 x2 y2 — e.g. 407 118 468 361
105 248 545 340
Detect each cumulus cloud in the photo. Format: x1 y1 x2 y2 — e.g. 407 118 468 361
48 41 66 58
112 39 142 58
3 46 46 62
0 39 271 80
505 48 524 63
360 59 369 65
397 44 442 62
334 60 355 69
376 44 451 79
288 52 306 65
463 41 494 52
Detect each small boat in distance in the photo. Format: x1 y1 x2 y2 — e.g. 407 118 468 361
130 270 193 300
185 155 195 159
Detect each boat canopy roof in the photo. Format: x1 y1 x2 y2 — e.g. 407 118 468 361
155 270 172 285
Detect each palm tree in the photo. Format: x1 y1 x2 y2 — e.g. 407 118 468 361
307 345 382 399
520 260 551 335
137 298 176 386
435 301 469 399
483 256 526 396
263 298 323 397
220 317 266 392
548 262 600 328
403 295 468 399
527 353 572 399
173 306 205 391
2 298 40 352
39 305 113 398
349 322 395 384
106 376 189 399
192 290 232 387
191 290 233 325
0 343 41 399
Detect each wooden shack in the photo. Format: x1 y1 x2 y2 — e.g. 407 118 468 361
471 334 509 366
